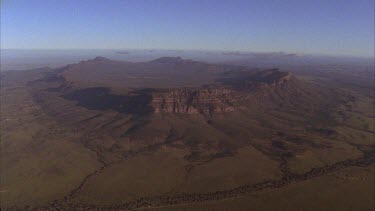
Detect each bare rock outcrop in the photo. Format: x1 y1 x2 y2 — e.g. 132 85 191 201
151 69 295 115
152 88 235 114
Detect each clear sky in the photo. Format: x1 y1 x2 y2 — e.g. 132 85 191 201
1 0 374 57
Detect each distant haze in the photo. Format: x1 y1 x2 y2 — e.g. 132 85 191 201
1 0 374 57
1 49 373 72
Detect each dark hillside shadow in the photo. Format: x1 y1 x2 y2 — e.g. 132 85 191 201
63 87 153 115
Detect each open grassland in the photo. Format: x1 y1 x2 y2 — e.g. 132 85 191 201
145 165 375 211
0 86 101 208
288 140 363 174
73 147 189 205
176 146 282 193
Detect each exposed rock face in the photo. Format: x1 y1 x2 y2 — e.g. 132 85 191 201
152 88 235 114
151 69 295 114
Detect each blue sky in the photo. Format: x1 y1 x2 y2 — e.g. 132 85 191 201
1 0 374 57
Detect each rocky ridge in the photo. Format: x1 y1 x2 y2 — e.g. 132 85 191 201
151 87 235 114
47 57 296 115
150 69 295 114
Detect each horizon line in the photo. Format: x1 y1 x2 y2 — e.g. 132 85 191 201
1 48 374 59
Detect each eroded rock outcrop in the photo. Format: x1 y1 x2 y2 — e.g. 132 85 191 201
152 88 235 114
151 69 295 114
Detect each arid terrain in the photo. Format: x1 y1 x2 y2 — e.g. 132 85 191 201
1 57 374 210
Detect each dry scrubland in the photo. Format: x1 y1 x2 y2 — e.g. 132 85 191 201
146 165 374 211
0 58 374 210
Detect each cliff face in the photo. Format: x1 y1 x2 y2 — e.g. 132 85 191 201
152 88 235 114
151 70 295 115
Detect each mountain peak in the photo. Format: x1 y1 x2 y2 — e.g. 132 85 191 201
252 69 293 83
92 56 111 62
151 57 185 64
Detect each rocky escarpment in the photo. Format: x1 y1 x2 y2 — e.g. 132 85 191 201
151 69 296 114
152 88 235 114
59 70 296 115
